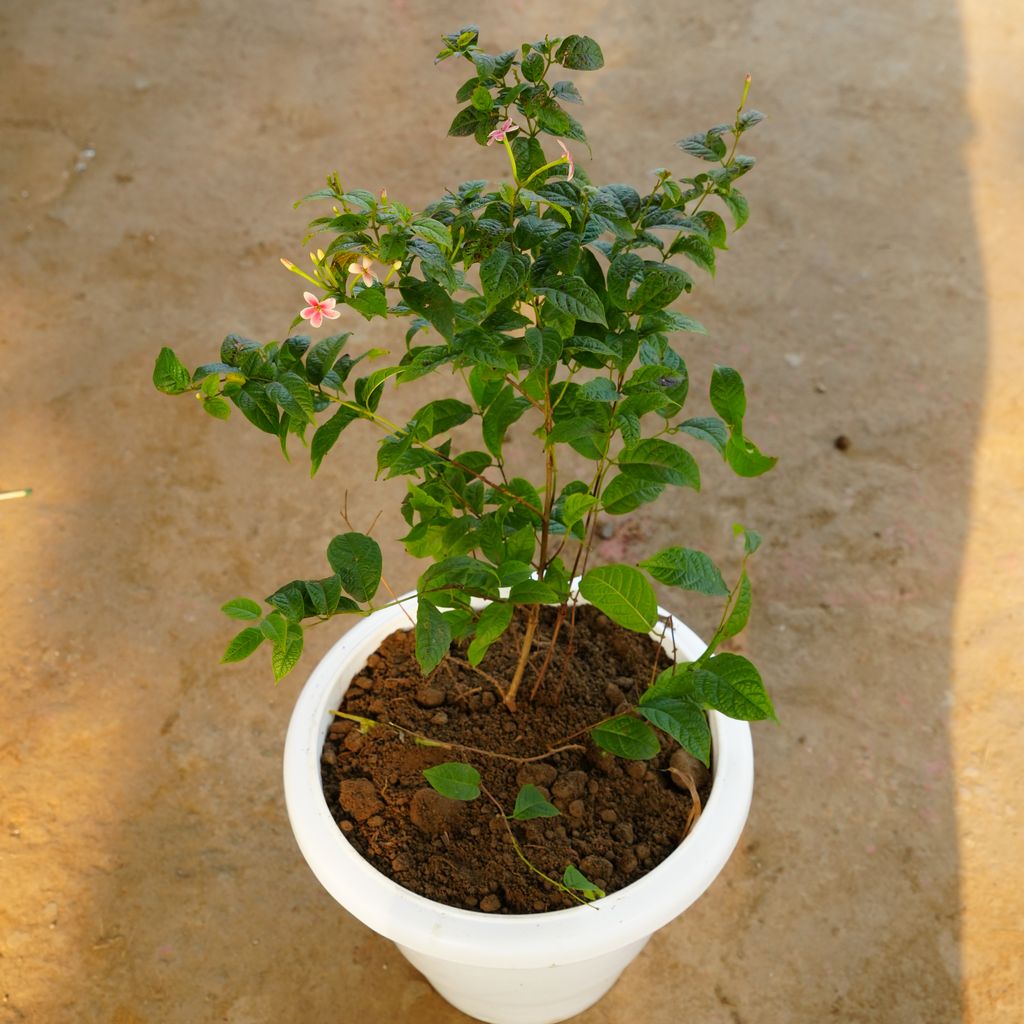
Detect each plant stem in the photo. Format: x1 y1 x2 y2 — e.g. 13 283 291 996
504 604 539 712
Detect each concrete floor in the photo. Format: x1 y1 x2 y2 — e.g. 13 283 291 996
2 1 1021 1021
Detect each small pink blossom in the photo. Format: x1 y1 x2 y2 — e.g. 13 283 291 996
347 255 378 287
487 118 520 146
556 140 575 181
299 291 340 329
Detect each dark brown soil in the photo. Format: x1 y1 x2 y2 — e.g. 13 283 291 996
320 604 712 914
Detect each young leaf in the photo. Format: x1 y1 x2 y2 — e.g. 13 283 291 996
221 598 262 621
720 569 752 639
639 547 729 596
466 601 514 666
562 864 606 900
326 533 382 602
591 715 660 760
153 347 191 395
636 697 711 766
306 333 351 385
272 625 304 682
579 565 658 633
512 784 561 821
260 612 288 644
221 627 264 663
422 761 481 801
415 600 452 675
709 364 747 429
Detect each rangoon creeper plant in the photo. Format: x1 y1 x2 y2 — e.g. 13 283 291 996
154 27 776 902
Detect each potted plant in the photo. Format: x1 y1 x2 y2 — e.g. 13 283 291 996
153 25 776 1024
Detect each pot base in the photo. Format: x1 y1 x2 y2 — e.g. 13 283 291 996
398 937 648 1024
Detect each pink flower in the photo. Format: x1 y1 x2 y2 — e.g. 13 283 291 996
487 118 520 145
556 140 575 182
347 255 378 287
299 291 341 329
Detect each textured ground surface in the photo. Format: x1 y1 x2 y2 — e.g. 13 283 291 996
1 1 1021 1022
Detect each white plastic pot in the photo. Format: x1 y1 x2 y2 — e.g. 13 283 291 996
283 594 754 1024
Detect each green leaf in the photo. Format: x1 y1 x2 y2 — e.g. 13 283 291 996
266 582 306 622
448 106 483 137
734 522 763 555
400 278 455 342
415 600 452 675
579 564 658 632
619 439 700 489
306 333 351 385
410 398 473 440
221 597 262 621
677 416 727 455
724 433 778 477
669 235 716 276
512 784 561 820
482 385 529 458
521 51 545 82
738 109 766 131
235 382 279 435
267 372 315 424
534 277 607 326
507 580 560 604
480 243 528 307
600 474 664 516
310 405 359 477
348 285 388 319
466 601 514 666
579 377 621 403
551 79 583 104
422 761 480 801
471 85 494 111
642 310 707 335
591 715 660 760
259 612 288 644
607 253 644 310
221 627 264 663
561 492 597 529
678 131 727 161
692 654 776 721
326 533 382 603
719 189 750 229
272 625 304 682
720 570 752 639
412 218 453 251
637 697 711 766
629 264 689 314
555 34 604 71
709 364 747 428
524 326 563 371
562 864 605 900
201 396 231 420
153 347 191 395
640 547 729 596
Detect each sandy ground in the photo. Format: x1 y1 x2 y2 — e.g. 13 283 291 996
1 1 1021 1022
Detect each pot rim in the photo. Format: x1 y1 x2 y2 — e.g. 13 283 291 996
283 592 753 969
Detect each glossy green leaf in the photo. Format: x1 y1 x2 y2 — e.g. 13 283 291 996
619 439 700 489
677 416 727 455
415 600 452 675
466 601 514 666
692 653 776 721
153 347 191 395
512 784 560 820
591 715 660 760
720 569 752 639
423 761 480 801
555 35 604 71
562 864 605 900
579 564 658 632
221 627 264 663
534 277 608 327
640 547 728 596
310 405 359 476
221 597 262 621
637 697 711 766
272 625 304 682
326 533 382 602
